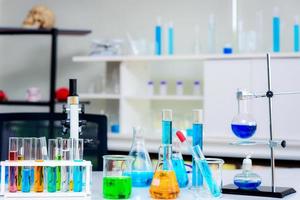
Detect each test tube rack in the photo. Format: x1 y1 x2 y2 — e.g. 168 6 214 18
0 160 92 198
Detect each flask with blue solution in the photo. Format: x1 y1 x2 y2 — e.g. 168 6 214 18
172 141 189 188
273 7 280 52
128 126 153 187
231 96 257 139
191 109 203 188
234 155 261 190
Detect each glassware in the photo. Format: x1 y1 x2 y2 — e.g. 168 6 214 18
205 158 224 195
192 110 203 188
21 138 32 192
193 80 201 96
234 155 261 190
231 97 257 139
47 139 57 192
128 126 153 187
147 81 154 96
30 137 36 188
56 137 62 191
34 137 47 192
176 81 184 95
102 155 134 199
73 138 84 192
61 138 71 192
273 7 280 52
8 137 18 192
172 142 188 188
17 138 24 191
208 14 216 53
149 144 180 199
162 109 172 145
294 16 299 52
159 81 168 95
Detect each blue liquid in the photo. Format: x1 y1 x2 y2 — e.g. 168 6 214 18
294 24 299 52
125 171 153 187
273 16 280 52
155 25 162 55
47 167 57 192
234 180 261 190
195 159 221 197
172 158 188 188
168 27 174 55
0 167 8 184
21 168 31 192
192 123 203 187
162 120 172 170
73 166 83 192
231 124 257 139
30 168 34 186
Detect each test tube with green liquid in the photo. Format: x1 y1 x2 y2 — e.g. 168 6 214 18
56 137 62 191
47 139 57 192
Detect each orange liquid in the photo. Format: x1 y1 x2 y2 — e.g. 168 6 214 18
149 170 180 199
34 160 44 192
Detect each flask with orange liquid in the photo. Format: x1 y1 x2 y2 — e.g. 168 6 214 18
149 144 180 199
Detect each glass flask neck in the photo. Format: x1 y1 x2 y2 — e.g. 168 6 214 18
238 99 249 114
159 144 172 161
132 126 145 144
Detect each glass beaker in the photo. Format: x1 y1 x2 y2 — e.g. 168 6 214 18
149 144 180 199
47 139 57 192
8 137 18 192
21 138 32 192
102 155 134 199
172 141 189 188
128 126 153 187
231 97 257 139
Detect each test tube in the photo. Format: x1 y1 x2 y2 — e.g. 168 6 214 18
8 137 18 192
17 138 24 191
73 138 84 192
34 137 47 192
162 109 172 170
47 139 57 192
61 139 71 192
56 137 62 191
22 138 32 192
30 138 36 189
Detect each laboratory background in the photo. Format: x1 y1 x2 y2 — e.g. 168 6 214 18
0 0 300 199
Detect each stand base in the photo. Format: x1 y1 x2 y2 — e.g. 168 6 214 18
222 184 296 198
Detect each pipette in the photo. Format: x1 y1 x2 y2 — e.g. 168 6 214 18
176 131 221 197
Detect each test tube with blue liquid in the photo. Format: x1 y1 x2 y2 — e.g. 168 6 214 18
231 96 257 139
47 139 57 192
273 7 280 52
172 141 189 188
167 22 174 55
155 17 162 55
294 16 299 52
73 138 84 192
162 109 172 170
192 109 203 188
21 138 32 192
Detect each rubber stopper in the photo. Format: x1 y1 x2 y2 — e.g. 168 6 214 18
176 131 186 143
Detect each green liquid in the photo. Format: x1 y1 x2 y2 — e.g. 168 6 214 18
47 167 56 192
103 176 132 199
56 155 62 191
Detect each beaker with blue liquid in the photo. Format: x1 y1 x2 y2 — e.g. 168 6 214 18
231 97 257 139
128 126 153 187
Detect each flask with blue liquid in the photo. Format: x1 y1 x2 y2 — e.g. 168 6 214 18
231 96 257 139
128 126 153 187
234 155 261 190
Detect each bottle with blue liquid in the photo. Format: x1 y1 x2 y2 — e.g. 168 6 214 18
231 97 257 139
273 7 280 52
234 155 261 190
128 126 153 187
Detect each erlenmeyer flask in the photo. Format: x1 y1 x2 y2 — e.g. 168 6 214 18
128 126 153 187
149 144 180 199
231 98 257 139
172 141 189 188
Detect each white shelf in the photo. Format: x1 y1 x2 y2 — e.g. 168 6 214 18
124 95 204 101
79 93 120 100
73 53 300 63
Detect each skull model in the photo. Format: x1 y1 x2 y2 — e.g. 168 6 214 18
23 5 55 29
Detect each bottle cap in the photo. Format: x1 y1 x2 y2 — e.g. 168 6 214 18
242 154 252 171
176 131 186 143
193 109 203 123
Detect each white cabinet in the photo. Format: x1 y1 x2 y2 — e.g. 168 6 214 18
73 53 300 159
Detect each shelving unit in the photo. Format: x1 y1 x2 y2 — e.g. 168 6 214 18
73 53 300 160
0 27 91 113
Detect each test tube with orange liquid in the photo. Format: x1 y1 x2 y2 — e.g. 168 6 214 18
34 137 47 192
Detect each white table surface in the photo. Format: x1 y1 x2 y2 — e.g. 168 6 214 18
0 168 299 199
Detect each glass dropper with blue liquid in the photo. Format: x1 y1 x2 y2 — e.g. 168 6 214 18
231 89 257 139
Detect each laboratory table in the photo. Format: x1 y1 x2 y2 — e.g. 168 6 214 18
0 168 299 199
